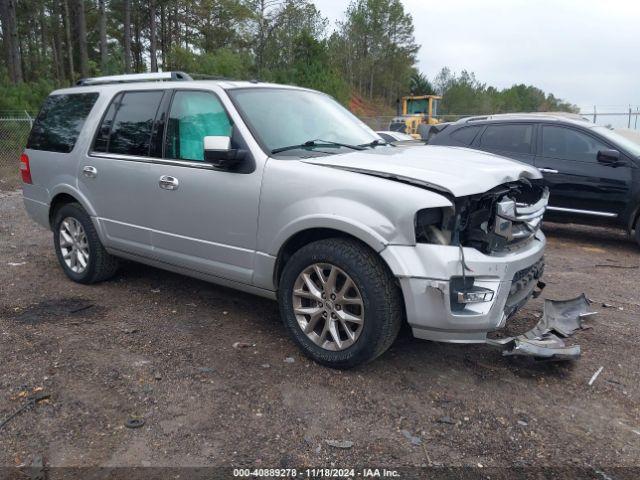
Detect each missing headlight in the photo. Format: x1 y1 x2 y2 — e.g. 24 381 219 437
415 208 452 245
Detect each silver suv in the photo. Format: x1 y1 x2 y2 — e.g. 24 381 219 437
21 72 547 368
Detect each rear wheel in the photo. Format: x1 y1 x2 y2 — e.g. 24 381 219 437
53 203 119 284
635 220 640 248
278 238 403 368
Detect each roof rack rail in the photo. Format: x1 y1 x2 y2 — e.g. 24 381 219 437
76 71 193 86
462 115 490 123
187 73 233 81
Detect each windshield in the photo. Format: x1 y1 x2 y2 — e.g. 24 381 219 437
228 88 380 156
592 126 640 157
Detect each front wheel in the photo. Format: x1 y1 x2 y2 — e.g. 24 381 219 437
278 238 403 368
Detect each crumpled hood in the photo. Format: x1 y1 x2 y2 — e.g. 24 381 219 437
302 145 542 197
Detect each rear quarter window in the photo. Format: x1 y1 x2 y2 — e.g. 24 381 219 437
26 93 99 153
479 124 533 154
449 126 482 145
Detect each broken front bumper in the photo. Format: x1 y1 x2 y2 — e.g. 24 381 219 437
381 231 546 343
487 294 594 360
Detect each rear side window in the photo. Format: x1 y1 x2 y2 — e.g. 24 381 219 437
450 126 481 145
479 124 533 154
93 91 164 157
27 93 98 153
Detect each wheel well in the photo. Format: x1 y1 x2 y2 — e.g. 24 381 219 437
634 206 640 231
273 227 407 326
49 193 79 228
274 228 369 288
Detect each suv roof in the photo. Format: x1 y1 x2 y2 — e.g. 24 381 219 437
455 112 592 127
52 71 308 96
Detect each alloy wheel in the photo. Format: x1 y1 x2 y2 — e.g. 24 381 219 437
292 263 364 351
59 217 90 274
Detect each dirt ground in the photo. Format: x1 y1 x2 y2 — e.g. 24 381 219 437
1 189 639 476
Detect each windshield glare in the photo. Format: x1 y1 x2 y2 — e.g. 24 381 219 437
592 126 640 157
228 88 380 155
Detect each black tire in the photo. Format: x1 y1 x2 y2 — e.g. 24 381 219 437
278 238 403 369
636 221 640 248
53 202 119 284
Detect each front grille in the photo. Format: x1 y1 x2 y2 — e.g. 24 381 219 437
494 188 549 244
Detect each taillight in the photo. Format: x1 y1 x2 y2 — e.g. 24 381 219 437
20 153 32 184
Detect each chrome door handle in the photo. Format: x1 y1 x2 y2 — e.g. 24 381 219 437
159 175 179 190
539 168 559 174
82 166 98 178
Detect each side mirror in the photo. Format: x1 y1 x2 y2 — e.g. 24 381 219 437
204 135 246 169
597 149 621 165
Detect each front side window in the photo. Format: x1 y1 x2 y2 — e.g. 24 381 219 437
542 126 608 162
479 124 533 154
165 91 232 161
27 93 99 153
93 91 164 157
228 88 379 156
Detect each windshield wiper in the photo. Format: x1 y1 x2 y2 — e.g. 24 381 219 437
271 139 365 154
359 139 390 148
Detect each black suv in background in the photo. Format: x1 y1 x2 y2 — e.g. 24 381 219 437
429 114 640 246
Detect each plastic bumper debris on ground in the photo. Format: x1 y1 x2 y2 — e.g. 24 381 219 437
487 294 595 360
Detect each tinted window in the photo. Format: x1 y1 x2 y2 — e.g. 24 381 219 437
450 126 481 145
27 93 98 153
92 96 119 153
165 91 232 161
105 91 164 157
542 126 609 162
479 124 533 154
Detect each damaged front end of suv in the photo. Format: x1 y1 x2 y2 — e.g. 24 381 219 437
383 178 549 343
416 179 549 315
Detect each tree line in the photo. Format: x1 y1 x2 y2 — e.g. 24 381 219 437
0 0 576 114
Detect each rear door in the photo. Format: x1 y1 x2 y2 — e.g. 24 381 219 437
534 124 632 220
147 89 262 285
78 89 166 256
473 122 536 165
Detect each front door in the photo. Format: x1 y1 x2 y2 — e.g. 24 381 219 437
534 125 632 221
148 89 262 285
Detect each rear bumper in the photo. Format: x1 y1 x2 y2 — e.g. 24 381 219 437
381 231 546 343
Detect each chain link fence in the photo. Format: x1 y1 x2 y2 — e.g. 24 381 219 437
0 112 33 190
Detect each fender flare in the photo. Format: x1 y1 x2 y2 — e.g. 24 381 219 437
48 184 108 243
49 183 98 218
269 214 390 257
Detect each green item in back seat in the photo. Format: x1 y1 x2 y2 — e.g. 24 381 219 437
168 91 232 161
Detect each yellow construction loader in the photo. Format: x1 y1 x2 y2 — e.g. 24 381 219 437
389 95 442 139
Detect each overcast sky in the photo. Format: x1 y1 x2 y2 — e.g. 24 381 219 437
314 0 639 112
